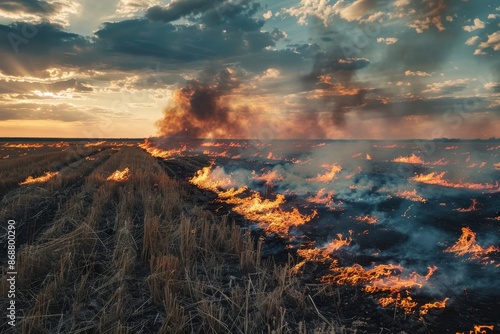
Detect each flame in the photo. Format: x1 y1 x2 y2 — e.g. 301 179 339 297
430 158 449 166
306 188 334 205
203 149 229 157
456 325 495 334
294 231 352 273
493 162 500 170
355 214 379 224
363 265 437 294
2 155 9 159
201 141 225 147
395 189 427 203
444 227 499 265
190 164 316 236
47 141 69 147
139 139 186 159
225 192 317 236
84 141 107 147
321 263 440 315
190 164 236 192
445 145 458 150
455 199 479 212
378 295 418 315
419 297 449 316
19 171 59 185
393 154 424 164
366 153 372 160
411 172 499 191
4 143 44 148
373 144 398 149
252 170 283 185
309 163 342 182
106 167 130 182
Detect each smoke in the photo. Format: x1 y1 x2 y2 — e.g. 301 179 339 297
155 68 248 139
301 53 370 128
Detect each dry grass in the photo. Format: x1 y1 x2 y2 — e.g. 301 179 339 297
1 145 355 334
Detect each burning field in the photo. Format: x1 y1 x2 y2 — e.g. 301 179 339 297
1 138 498 333
141 138 500 333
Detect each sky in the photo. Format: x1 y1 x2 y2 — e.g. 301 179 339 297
0 0 499 139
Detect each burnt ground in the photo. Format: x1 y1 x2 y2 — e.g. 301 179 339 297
158 154 500 334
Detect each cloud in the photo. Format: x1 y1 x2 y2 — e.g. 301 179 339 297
113 0 161 18
483 82 500 93
474 31 500 54
145 0 224 22
0 0 80 27
284 0 342 26
0 22 90 75
463 18 485 32
405 70 431 77
339 0 379 22
422 78 471 94
0 102 109 122
263 10 272 19
377 37 398 45
465 36 480 45
0 78 93 97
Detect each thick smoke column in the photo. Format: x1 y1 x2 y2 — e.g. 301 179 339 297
155 69 247 138
302 53 370 127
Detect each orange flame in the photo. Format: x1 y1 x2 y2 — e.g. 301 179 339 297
455 199 480 212
253 170 283 185
84 141 107 147
321 263 440 315
309 163 342 182
190 163 236 192
19 171 58 185
411 172 499 191
393 154 424 164
456 325 495 334
444 227 499 265
139 139 186 159
355 214 379 224
373 144 398 149
190 164 316 236
295 231 352 270
106 167 130 182
395 189 427 203
306 188 335 205
225 192 317 236
419 297 449 316
378 295 418 315
4 143 44 148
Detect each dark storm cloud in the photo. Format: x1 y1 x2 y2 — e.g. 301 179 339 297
0 22 89 75
146 0 226 23
0 0 57 15
94 17 274 62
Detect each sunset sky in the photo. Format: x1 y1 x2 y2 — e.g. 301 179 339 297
0 0 499 139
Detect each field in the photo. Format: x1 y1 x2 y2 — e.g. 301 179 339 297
1 138 499 334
